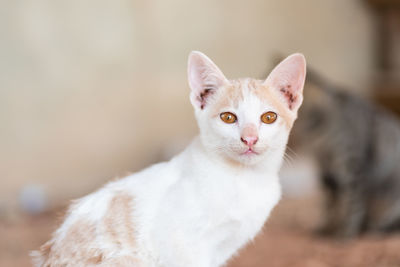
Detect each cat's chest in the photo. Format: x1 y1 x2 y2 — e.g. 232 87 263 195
176 170 280 230
204 176 273 219
148 167 281 266
198 172 281 265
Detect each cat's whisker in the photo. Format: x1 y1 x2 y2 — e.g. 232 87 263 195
286 146 300 159
281 152 292 166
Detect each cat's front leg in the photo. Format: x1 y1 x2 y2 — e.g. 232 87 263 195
317 172 342 236
328 186 367 238
318 171 367 238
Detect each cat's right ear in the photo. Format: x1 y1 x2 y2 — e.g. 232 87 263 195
188 51 228 110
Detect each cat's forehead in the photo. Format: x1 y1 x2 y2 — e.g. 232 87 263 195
228 78 264 101
212 78 274 109
212 78 262 109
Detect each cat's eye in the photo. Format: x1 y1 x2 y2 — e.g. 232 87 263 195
220 112 237 124
261 111 277 124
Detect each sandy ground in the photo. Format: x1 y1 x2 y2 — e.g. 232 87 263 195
1 196 400 267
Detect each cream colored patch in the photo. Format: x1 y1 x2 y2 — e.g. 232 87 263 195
32 194 140 267
103 193 136 248
32 219 103 266
210 79 245 116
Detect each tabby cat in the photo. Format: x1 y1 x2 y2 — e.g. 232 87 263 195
292 71 400 237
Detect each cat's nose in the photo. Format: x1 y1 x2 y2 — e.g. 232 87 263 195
240 136 258 146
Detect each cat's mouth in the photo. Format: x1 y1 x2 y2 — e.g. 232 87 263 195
241 148 259 155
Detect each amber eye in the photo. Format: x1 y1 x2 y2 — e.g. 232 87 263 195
220 112 237 124
261 111 277 124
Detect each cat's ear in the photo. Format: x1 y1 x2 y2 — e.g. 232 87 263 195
264 53 306 112
188 51 228 110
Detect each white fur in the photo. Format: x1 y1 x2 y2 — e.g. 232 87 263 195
33 51 306 267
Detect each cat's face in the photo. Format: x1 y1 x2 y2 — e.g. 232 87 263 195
188 51 306 166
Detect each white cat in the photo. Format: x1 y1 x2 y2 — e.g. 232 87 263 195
31 51 306 267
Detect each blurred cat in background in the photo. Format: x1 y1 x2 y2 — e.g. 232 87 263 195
291 70 400 237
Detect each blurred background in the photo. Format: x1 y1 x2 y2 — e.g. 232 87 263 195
1 0 400 266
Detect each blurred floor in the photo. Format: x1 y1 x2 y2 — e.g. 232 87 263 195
1 195 400 267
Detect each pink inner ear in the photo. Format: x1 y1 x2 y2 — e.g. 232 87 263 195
265 53 306 110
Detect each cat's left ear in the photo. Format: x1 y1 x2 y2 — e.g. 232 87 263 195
264 53 306 112
188 51 229 110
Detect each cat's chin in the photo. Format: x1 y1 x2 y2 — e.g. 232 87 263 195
239 152 262 160
224 151 265 166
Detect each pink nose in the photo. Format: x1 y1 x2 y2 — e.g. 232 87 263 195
240 136 258 146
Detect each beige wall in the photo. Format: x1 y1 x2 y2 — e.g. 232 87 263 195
0 0 375 215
